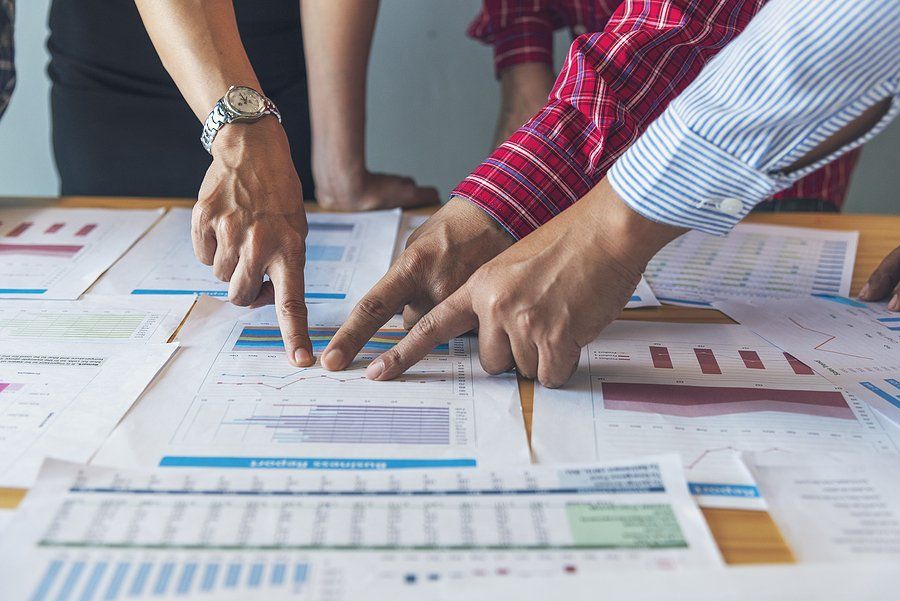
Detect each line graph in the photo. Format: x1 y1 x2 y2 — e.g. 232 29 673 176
215 366 451 391
787 316 874 360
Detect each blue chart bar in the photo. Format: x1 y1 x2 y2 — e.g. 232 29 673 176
306 244 345 262
860 381 900 410
58 561 85 601
176 564 197 595
78 562 107 601
30 558 311 600
103 563 129 601
225 564 242 588
200 564 219 592
152 562 174 596
130 563 152 597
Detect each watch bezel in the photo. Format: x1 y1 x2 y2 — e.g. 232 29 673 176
222 85 265 118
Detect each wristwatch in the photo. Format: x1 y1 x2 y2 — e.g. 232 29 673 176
200 85 282 154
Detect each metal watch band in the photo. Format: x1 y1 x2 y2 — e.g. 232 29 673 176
200 89 282 154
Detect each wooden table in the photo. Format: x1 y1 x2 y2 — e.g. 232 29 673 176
2 196 898 566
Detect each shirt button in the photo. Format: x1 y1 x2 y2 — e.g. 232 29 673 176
718 198 743 216
573 24 587 36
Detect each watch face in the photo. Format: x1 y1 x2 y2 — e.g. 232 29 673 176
225 86 264 116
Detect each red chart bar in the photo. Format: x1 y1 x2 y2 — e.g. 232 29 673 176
7 222 33 237
44 223 65 234
739 350 765 369
785 352 815 375
649 346 673 369
694 348 722 374
75 224 98 237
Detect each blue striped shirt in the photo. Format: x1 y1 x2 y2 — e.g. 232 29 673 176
608 0 900 235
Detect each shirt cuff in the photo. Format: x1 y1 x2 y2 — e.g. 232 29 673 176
468 16 555 76
451 113 597 240
607 109 791 236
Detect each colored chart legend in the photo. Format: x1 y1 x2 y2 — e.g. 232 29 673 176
233 326 450 355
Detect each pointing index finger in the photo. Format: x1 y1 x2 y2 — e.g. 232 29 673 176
367 289 476 381
268 259 314 367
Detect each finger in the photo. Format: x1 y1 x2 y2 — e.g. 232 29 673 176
859 246 900 301
249 281 276 308
191 206 217 265
890 281 900 312
402 299 432 330
367 177 440 210
268 259 314 367
367 290 477 381
212 242 240 283
478 324 515 375
536 340 581 389
321 265 417 371
228 254 266 307
508 332 539 380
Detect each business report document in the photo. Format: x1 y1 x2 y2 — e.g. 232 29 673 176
746 452 900 563
645 223 857 306
716 295 900 426
0 207 163 299
92 207 401 304
0 455 721 601
94 297 529 472
530 322 898 509
0 340 177 487
0 296 194 344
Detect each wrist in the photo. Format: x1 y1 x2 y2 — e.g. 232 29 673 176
583 178 686 271
211 115 288 160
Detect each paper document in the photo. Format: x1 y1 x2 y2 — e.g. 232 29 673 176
0 341 177 487
94 296 529 471
746 452 900 562
531 322 898 509
0 207 163 299
716 296 900 426
629 277 661 308
92 207 401 303
0 455 721 601
645 224 857 306
392 213 429 262
0 296 193 344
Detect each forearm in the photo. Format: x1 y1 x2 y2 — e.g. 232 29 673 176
494 63 555 147
301 0 379 178
134 0 260 121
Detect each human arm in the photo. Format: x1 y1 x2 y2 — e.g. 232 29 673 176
0 0 14 118
134 0 314 366
364 0 900 386
300 0 438 210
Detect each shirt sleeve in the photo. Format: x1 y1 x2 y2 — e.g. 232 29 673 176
608 0 900 235
0 0 14 119
454 0 768 240
467 1 561 75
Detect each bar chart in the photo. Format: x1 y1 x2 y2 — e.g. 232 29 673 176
233 325 450 355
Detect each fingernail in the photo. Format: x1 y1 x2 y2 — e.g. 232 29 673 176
366 358 386 380
889 295 900 311
859 283 871 299
322 349 345 371
294 348 313 366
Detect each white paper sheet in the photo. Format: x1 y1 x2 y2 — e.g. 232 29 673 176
629 276 661 308
392 213 429 262
424 563 899 601
531 321 898 509
92 207 401 305
94 296 529 471
0 296 194 344
0 455 721 601
0 341 177 487
745 452 900 563
0 207 163 299
645 224 858 306
715 296 900 427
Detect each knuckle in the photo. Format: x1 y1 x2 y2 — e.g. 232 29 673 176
356 296 391 322
414 312 440 340
279 298 308 320
397 245 430 279
382 347 403 368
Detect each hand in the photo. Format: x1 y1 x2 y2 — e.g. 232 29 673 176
319 197 514 370
315 166 440 211
361 179 685 388
493 63 555 149
858 245 900 310
195 117 314 367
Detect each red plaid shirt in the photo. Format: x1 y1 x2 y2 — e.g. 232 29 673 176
460 0 859 239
